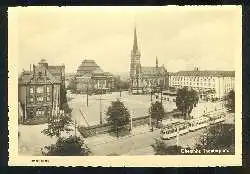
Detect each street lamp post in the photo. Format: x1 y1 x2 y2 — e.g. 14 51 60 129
160 86 163 104
130 111 133 133
86 82 89 107
176 126 179 147
151 90 153 102
99 81 103 125
149 107 154 132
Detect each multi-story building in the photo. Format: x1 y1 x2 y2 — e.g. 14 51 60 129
18 59 65 122
75 59 114 93
129 27 168 94
169 67 235 99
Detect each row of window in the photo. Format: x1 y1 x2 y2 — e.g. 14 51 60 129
30 86 51 94
171 76 216 82
224 87 234 94
29 96 51 103
171 81 215 87
172 85 215 90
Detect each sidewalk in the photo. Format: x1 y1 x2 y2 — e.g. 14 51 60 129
85 125 152 147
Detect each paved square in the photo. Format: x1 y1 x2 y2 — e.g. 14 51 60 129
68 91 177 126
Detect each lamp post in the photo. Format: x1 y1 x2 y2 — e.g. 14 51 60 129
160 85 163 104
176 126 179 147
86 82 89 107
120 83 122 97
130 110 133 133
151 90 153 102
99 81 103 125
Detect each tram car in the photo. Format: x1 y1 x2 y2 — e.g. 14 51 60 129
207 112 226 125
160 122 189 140
188 117 210 132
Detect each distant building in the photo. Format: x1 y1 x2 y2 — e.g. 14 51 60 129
169 67 235 99
65 73 76 88
75 59 114 93
129 27 168 94
18 59 65 122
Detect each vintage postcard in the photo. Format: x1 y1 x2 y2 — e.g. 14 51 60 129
8 6 242 166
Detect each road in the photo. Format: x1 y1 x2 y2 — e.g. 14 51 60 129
87 113 234 156
87 127 205 156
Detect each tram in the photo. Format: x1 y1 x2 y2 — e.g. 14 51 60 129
160 122 189 140
160 111 227 140
188 117 210 132
207 112 226 125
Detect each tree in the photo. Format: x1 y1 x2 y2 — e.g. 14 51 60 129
149 101 166 128
106 99 130 138
176 87 199 119
41 112 73 138
67 77 77 93
42 135 91 156
60 84 72 114
225 90 235 113
195 123 235 153
151 139 184 155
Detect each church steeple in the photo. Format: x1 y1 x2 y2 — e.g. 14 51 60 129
133 27 139 52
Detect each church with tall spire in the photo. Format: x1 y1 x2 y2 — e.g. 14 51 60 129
129 27 169 94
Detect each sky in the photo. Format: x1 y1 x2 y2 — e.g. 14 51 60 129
13 6 241 74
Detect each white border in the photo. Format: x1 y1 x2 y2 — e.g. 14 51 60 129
8 6 242 167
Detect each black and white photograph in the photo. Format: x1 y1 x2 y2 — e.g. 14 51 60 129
8 6 242 166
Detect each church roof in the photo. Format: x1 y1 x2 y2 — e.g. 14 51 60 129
132 27 139 52
141 66 166 75
170 70 235 77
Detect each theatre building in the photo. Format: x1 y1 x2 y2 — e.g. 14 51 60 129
75 59 114 94
18 59 65 123
169 68 235 99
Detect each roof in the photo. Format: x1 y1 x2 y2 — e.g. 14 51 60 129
18 71 33 84
141 66 166 75
46 69 59 83
19 65 61 85
48 66 64 74
92 67 104 74
77 60 99 70
132 27 139 53
169 70 235 77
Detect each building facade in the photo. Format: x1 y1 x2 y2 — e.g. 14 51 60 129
129 27 168 94
169 68 235 99
75 59 114 93
18 59 65 122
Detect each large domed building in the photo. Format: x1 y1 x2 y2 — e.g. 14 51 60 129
75 59 114 94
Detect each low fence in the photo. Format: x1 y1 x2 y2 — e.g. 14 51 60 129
78 110 179 138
